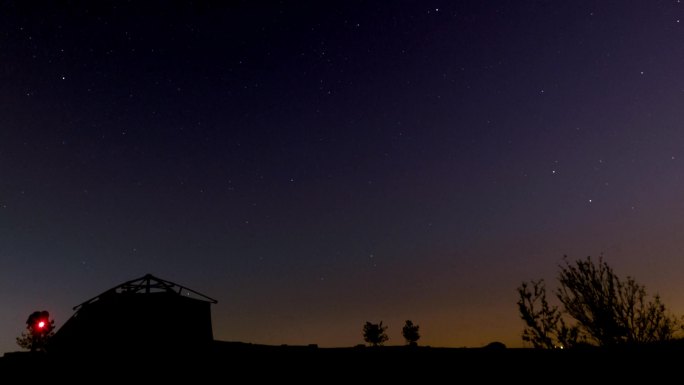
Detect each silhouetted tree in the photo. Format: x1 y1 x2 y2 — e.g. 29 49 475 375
16 310 55 352
363 321 389 346
518 256 682 348
402 320 420 346
517 280 577 348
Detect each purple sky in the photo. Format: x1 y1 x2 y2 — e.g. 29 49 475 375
2 1 684 353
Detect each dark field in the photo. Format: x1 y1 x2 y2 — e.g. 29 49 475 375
2 341 682 382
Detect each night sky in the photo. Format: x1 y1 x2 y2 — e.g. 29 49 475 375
3 1 684 354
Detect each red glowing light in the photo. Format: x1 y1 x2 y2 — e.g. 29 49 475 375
37 321 45 329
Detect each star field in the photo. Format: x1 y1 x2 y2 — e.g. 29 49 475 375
2 1 684 353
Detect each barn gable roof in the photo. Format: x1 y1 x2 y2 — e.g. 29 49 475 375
74 273 217 311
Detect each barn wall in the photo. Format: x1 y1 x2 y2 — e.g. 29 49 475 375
51 292 213 353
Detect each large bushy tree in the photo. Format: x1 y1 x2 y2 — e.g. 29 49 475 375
518 256 681 348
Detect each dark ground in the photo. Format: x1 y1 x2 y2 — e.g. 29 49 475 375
2 341 682 382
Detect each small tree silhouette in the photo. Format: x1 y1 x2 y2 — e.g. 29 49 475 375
402 320 420 346
363 321 389 346
17 310 55 352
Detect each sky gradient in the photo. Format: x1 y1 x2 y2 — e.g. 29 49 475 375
2 1 684 354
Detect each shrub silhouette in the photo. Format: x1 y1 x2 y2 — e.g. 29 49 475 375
17 310 55 352
518 256 682 348
402 320 420 346
484 341 507 349
363 321 389 346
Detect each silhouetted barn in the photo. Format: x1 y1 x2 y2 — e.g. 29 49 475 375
50 274 217 354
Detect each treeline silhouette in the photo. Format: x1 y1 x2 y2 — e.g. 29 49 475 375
6 256 684 381
11 255 684 356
